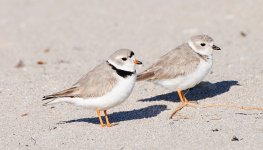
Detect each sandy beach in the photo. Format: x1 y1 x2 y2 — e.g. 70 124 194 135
0 0 263 149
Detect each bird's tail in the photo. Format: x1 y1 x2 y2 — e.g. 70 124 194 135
136 72 154 81
136 74 145 81
42 98 62 106
42 87 78 106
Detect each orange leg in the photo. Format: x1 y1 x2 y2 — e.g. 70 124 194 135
170 91 263 119
169 90 198 119
103 110 112 127
182 92 198 108
96 109 105 127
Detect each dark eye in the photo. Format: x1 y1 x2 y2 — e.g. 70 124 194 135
122 57 127 61
200 43 206 46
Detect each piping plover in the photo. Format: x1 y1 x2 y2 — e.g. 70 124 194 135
137 35 221 119
43 49 142 127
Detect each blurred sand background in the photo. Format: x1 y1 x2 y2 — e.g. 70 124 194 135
0 0 263 149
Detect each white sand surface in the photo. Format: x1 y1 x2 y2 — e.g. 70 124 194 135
0 0 263 149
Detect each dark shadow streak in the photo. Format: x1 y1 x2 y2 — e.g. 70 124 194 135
138 80 240 102
58 105 167 125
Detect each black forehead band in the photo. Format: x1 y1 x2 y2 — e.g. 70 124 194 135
129 51 134 58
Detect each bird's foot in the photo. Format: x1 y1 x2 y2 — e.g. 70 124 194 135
169 100 198 119
184 100 198 108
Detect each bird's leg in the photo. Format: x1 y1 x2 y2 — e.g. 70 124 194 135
169 90 198 119
96 109 105 127
169 90 187 119
103 110 112 127
182 91 198 108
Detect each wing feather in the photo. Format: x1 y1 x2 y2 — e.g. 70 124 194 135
43 62 117 100
137 43 200 81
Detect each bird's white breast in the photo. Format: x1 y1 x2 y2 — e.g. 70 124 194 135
156 56 213 91
70 74 136 110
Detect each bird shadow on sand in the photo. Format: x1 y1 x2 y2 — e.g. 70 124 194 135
58 105 167 125
138 80 240 103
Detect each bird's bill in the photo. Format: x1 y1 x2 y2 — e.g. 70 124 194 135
134 59 143 65
212 45 221 50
